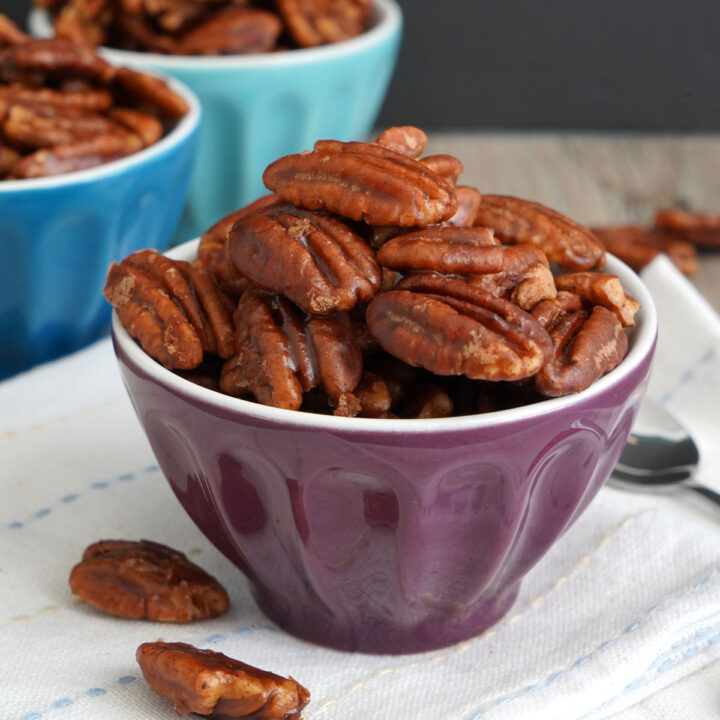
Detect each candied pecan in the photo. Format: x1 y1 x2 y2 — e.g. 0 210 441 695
377 226 503 276
365 352 418 407
114 66 189 118
554 272 639 327
54 0 113 46
467 244 557 310
445 185 482 228
196 195 278 298
69 540 229 621
221 288 362 412
136 642 310 719
399 383 454 419
591 225 698 276
108 107 163 146
10 131 142 178
11 37 115 83
375 125 427 158
530 290 582 328
420 154 463 185
474 195 606 270
275 0 370 47
534 305 628 397
367 274 554 381
144 0 210 33
353 371 392 417
3 103 122 149
0 84 113 112
126 249 235 358
104 250 234 369
114 10 180 53
228 203 381 314
654 208 720 249
177 7 282 54
263 139 458 227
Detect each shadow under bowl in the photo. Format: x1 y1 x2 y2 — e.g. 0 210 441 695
0 78 200 380
30 0 403 241
112 239 657 654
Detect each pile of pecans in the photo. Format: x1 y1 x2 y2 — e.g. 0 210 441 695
0 16 188 180
105 125 641 419
36 0 372 54
593 208 720 277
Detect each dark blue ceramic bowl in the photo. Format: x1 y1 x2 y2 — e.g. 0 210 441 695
112 239 657 654
0 78 200 380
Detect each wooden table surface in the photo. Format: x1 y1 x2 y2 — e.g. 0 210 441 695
425 133 720 312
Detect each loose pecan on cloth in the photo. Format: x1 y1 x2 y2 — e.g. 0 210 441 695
654 208 720 249
69 540 229 621
136 641 310 719
592 224 698 276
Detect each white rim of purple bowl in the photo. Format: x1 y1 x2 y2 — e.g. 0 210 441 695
0 75 201 193
28 0 403 70
112 238 658 434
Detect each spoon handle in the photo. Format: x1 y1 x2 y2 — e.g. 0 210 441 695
688 484 720 508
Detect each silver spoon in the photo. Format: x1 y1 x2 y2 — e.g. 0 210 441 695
609 399 719 505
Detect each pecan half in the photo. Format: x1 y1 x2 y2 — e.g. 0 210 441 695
275 0 370 47
104 250 235 369
592 224 698 276
534 305 628 397
11 37 115 83
109 106 163 146
467 244 557 310
420 154 463 185
221 288 362 413
136 642 310 719
367 274 554 381
69 540 229 621
353 371 392 417
474 195 606 270
375 125 427 158
0 84 113 113
114 66 189 118
654 208 720 249
228 203 381 314
554 272 639 327
263 139 458 227
10 131 142 177
377 226 502 276
3 103 122 149
445 185 482 227
176 7 282 55
195 195 278 298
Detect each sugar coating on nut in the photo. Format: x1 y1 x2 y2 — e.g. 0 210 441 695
69 540 229 622
136 641 310 719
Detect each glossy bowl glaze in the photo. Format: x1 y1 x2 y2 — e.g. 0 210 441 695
112 239 657 654
30 1 402 241
0 78 200 380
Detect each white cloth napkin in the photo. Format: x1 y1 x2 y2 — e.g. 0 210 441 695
2 256 720 720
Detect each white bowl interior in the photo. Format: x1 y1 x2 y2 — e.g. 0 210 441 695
28 0 402 69
0 74 201 193
113 238 658 434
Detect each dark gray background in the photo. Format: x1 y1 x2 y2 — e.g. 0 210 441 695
5 0 719 131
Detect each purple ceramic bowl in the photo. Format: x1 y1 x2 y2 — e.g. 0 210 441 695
112 239 657 655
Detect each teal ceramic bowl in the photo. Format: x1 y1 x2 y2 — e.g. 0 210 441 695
30 0 402 241
0 77 200 380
